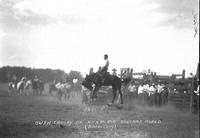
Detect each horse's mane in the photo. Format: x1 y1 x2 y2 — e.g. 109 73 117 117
86 73 96 80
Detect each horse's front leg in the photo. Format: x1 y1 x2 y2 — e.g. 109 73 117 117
92 87 98 102
112 89 116 104
91 91 97 103
91 88 95 100
91 90 95 102
119 89 123 104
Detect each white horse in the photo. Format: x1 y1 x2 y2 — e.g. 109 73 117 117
17 80 26 96
55 82 72 101
24 80 32 96
16 79 32 96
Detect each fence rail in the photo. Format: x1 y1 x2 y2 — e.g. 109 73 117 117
168 93 191 108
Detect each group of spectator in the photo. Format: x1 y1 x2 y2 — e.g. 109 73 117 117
127 81 169 107
32 76 44 96
8 75 45 96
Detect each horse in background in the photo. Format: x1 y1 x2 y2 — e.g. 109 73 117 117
55 82 72 101
16 78 26 96
16 78 33 96
24 80 32 96
8 81 17 96
49 80 57 95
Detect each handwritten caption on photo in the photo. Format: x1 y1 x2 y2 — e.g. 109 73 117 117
34 119 162 131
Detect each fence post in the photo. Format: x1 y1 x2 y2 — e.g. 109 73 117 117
120 68 123 78
182 69 185 80
190 77 194 112
182 93 186 109
130 68 133 79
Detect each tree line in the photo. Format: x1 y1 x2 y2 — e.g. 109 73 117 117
0 66 83 83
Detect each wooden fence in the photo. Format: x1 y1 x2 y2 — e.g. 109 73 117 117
168 93 191 109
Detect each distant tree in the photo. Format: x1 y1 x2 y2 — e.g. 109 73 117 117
68 70 83 81
0 66 68 83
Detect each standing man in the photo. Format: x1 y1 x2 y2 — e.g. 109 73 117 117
112 68 117 76
32 76 39 96
149 83 157 106
156 82 163 106
138 83 145 105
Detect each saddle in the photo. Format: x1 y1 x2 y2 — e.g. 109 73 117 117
94 70 110 84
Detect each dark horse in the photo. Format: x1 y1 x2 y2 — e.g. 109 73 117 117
49 83 57 95
82 72 131 105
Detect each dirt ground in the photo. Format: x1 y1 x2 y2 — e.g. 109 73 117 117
0 83 199 138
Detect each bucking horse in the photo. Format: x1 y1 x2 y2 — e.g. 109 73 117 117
82 72 131 105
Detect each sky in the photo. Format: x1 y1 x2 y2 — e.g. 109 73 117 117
0 0 199 76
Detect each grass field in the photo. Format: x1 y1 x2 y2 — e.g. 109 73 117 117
0 83 199 138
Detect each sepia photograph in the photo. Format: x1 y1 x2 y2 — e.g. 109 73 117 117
0 0 199 137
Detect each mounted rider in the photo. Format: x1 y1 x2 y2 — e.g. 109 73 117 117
102 54 109 74
94 54 110 84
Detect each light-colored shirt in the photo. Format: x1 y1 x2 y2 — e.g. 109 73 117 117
157 84 163 93
194 85 199 95
104 59 109 68
138 85 144 94
144 84 153 96
149 86 156 95
73 78 78 83
143 84 150 92
128 84 137 92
